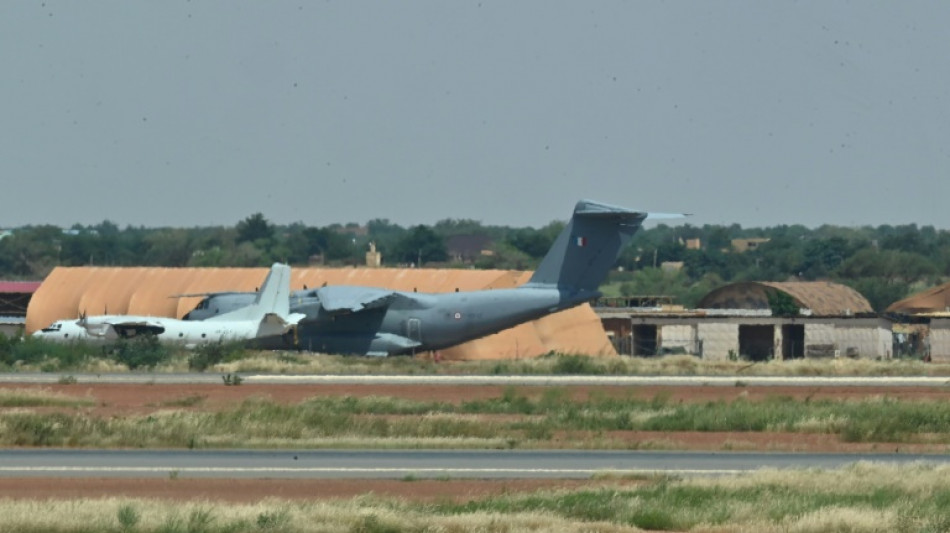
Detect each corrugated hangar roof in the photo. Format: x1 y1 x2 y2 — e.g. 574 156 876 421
0 281 42 293
26 266 616 360
886 281 950 315
697 281 873 316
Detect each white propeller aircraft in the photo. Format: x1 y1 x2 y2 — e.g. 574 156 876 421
33 263 304 348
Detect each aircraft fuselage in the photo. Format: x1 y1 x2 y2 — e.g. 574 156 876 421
294 287 598 356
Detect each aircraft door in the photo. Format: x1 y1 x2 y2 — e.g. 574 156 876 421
406 318 422 342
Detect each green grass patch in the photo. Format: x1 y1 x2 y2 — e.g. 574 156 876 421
5 390 950 448
433 464 950 532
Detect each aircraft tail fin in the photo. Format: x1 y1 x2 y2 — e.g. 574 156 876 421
209 263 298 326
524 200 660 293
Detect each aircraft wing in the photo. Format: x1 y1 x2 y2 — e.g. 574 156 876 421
168 291 247 298
80 318 166 338
316 286 397 314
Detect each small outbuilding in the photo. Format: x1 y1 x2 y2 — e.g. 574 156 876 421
886 282 950 316
599 281 891 361
886 282 950 362
930 317 950 362
0 281 42 337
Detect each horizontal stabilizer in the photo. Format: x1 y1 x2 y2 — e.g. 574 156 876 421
257 312 306 337
647 212 691 220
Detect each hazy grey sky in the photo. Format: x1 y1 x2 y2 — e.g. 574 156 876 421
2 2 948 229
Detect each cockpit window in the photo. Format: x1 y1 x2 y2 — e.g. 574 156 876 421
196 299 209 310
41 323 62 332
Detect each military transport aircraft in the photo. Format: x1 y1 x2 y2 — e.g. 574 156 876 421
33 263 304 347
182 200 679 356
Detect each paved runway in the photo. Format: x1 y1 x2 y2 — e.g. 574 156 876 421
1 449 947 479
1 372 949 387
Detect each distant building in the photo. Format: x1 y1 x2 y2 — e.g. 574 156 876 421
446 234 493 263
365 242 382 268
932 318 950 362
886 281 950 361
660 261 684 273
731 238 769 253
0 281 42 337
597 281 890 361
887 281 950 316
682 238 702 250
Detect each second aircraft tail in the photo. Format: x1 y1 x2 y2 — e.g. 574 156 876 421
210 263 305 330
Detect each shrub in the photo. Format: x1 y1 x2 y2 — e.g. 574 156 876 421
189 341 246 371
1 335 96 370
116 503 140 530
110 336 171 370
222 373 243 386
256 509 290 530
551 354 605 375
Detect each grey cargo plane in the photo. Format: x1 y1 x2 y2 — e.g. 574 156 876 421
183 200 676 356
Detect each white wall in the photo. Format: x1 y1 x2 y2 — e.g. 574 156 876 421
833 325 892 359
931 321 950 362
697 323 739 361
660 324 697 354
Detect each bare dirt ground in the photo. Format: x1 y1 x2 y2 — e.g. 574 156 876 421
0 477 640 503
2 382 948 502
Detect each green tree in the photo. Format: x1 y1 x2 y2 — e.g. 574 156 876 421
506 227 555 259
799 237 850 279
846 278 911 313
766 290 799 317
236 213 273 244
475 241 535 270
392 225 447 266
142 229 194 267
837 248 937 283
301 227 354 263
0 226 63 277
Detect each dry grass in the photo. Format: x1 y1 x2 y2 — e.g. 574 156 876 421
0 387 95 408
0 497 636 533
7 344 949 377
211 351 950 377
2 464 949 532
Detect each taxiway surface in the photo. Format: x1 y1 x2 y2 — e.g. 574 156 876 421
2 449 948 479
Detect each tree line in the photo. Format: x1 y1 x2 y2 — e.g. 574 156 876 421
2 214 948 312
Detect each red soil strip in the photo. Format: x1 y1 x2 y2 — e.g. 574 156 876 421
0 477 635 503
